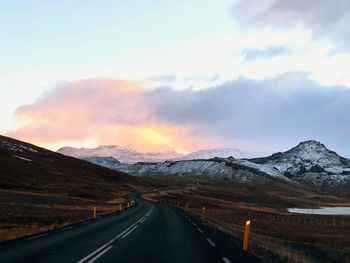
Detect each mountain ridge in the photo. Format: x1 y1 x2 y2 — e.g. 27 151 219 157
57 145 268 163
78 140 350 196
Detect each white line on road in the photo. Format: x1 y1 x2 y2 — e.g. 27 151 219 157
197 228 203 233
27 233 48 240
206 238 216 247
120 225 138 239
192 222 196 226
139 217 147 224
222 257 231 263
77 208 151 263
87 246 113 263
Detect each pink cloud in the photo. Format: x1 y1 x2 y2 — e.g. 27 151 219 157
7 78 220 152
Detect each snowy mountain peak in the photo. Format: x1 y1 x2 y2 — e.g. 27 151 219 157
292 140 328 152
249 140 350 180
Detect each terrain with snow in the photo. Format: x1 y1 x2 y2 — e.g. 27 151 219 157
80 140 350 195
58 145 184 164
58 145 265 163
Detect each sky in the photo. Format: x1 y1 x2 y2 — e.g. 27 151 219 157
1 0 350 156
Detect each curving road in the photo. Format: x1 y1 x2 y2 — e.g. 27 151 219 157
0 196 259 263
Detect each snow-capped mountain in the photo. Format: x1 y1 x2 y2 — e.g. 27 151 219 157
104 157 287 183
81 140 350 194
179 148 268 160
57 145 184 164
248 140 350 188
58 145 264 163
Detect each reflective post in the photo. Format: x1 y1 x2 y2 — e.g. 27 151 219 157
243 220 251 251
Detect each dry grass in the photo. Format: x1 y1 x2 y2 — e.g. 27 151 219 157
144 177 350 262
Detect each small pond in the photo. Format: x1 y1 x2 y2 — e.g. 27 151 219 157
288 207 350 215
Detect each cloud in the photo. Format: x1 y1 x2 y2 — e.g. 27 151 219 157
8 74 350 155
232 0 350 48
146 72 350 153
7 79 219 152
243 47 290 61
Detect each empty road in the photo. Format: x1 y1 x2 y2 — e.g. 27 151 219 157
0 196 259 263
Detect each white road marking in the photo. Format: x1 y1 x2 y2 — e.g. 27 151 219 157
222 257 231 263
27 233 48 240
87 246 113 263
77 208 151 263
120 225 138 239
192 222 196 226
206 238 216 247
197 228 203 233
139 217 147 224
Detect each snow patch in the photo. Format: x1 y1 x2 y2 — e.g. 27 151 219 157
14 155 32 162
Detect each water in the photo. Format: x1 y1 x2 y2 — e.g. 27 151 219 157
288 207 350 215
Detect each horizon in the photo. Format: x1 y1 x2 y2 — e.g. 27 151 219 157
1 1 350 157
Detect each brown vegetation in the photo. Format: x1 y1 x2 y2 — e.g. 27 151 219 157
0 135 152 242
143 176 350 262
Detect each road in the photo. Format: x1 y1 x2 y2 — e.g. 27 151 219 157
0 196 259 263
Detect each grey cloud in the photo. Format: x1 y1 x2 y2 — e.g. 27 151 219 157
146 72 350 155
232 0 350 48
243 47 289 61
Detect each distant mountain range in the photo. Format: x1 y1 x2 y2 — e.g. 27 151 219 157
57 145 267 164
68 140 350 196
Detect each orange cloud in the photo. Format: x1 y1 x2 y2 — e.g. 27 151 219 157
7 78 220 152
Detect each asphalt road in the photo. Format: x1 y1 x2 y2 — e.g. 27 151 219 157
0 196 259 263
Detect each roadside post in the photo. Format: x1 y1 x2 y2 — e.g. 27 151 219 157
93 207 96 219
201 207 206 220
243 220 251 251
119 203 122 211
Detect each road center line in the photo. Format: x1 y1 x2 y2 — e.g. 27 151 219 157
206 238 216 247
27 233 48 240
77 208 150 263
87 246 113 263
120 225 138 239
222 257 231 263
197 228 203 233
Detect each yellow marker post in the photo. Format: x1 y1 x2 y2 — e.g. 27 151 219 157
243 220 251 251
93 207 97 219
119 204 122 211
201 207 206 220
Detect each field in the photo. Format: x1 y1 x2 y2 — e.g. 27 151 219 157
0 135 152 242
143 176 350 262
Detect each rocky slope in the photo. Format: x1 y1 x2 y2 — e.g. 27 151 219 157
249 140 350 189
83 140 350 194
